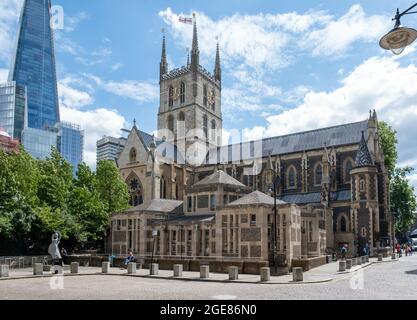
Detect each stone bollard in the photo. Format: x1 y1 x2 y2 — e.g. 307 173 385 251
357 257 362 265
200 265 209 279
0 265 9 278
229 266 239 281
173 264 183 277
361 256 366 264
150 263 159 275
33 263 43 275
346 259 352 270
70 262 79 274
127 262 136 274
365 255 369 263
31 257 37 267
326 255 332 264
260 267 270 282
378 254 383 261
292 267 303 282
392 253 397 260
102 262 110 273
339 261 347 272
352 258 357 266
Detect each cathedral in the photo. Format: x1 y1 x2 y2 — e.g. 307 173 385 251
105 18 394 273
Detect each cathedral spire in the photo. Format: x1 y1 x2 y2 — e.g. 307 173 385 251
214 39 222 83
191 13 199 69
355 131 374 167
160 29 168 80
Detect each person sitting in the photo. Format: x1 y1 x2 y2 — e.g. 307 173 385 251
124 252 136 266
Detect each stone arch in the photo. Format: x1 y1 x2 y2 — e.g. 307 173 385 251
286 165 297 189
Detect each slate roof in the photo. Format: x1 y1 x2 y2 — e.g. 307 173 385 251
227 191 287 207
124 199 183 214
279 190 351 204
161 214 215 225
355 131 374 167
206 120 368 163
193 170 246 187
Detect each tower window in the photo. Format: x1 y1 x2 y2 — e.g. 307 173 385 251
129 148 137 162
211 89 216 111
344 159 353 183
211 120 216 142
203 85 208 107
314 163 323 186
340 216 347 232
169 86 174 107
180 82 185 104
287 166 297 189
203 115 208 138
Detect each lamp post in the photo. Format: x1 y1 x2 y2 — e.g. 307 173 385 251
266 168 280 274
380 3 417 55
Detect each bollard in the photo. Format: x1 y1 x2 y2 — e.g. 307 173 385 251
260 267 270 282
70 262 79 274
357 257 362 265
200 265 209 279
33 263 43 275
292 267 303 282
346 259 352 270
326 255 332 264
365 255 369 263
339 261 347 272
392 253 397 260
173 264 183 277
378 254 383 262
31 257 37 267
150 263 159 275
352 258 357 266
229 267 239 281
0 265 9 278
102 262 110 273
127 262 136 274
361 256 366 264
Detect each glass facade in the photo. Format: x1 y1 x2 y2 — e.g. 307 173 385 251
57 122 84 175
0 82 26 141
9 0 60 130
22 126 58 159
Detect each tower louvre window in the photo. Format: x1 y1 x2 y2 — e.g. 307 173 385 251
180 82 185 104
169 86 174 108
203 115 208 138
203 85 208 107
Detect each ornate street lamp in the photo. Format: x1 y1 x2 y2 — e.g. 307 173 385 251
266 168 280 274
380 4 417 55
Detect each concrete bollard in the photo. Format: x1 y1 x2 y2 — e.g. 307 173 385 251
378 254 383 262
361 256 366 264
292 267 303 282
150 263 159 275
173 264 183 277
127 262 136 274
346 259 352 270
352 258 357 266
33 263 43 275
357 257 362 265
260 267 270 282
102 262 110 273
339 261 347 272
365 255 369 263
70 262 79 274
31 257 37 267
326 255 333 264
200 265 209 279
0 265 9 278
392 253 397 260
229 266 239 280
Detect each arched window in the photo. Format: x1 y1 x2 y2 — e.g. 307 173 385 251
180 82 185 104
203 115 208 138
314 163 323 186
126 173 143 206
167 115 174 133
344 159 353 183
169 86 174 107
178 112 185 137
287 167 296 189
129 148 137 162
340 216 347 232
160 177 166 199
211 120 216 142
211 89 216 111
203 85 208 107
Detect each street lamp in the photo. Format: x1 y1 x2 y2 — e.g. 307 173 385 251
266 168 280 274
380 4 417 55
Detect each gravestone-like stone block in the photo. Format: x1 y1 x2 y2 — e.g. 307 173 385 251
339 261 346 272
127 262 136 274
346 259 352 270
200 266 209 279
102 262 110 273
150 263 159 275
229 267 238 280
33 263 43 275
0 265 9 278
293 268 303 282
173 264 183 277
70 262 79 274
260 267 270 282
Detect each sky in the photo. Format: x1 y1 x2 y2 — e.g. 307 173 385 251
0 0 417 192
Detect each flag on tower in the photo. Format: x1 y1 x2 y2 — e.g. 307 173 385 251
179 16 193 25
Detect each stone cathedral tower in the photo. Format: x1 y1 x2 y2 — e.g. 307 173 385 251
157 16 223 160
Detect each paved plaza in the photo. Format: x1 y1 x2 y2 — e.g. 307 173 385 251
0 255 416 300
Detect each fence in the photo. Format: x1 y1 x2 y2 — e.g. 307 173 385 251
0 256 52 269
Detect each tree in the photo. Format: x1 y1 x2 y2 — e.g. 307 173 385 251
391 167 417 236
96 160 130 214
378 122 398 178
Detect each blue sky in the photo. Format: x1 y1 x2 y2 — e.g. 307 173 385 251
1 0 417 191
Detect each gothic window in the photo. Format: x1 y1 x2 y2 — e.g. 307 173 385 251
211 89 216 111
126 173 143 206
287 166 297 189
167 115 174 133
314 163 323 186
203 115 208 138
344 159 354 183
340 216 347 232
360 179 366 192
129 148 137 162
180 82 186 104
169 86 174 108
203 85 208 107
211 120 216 142
160 177 166 199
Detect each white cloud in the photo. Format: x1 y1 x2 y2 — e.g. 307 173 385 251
60 106 126 168
64 11 89 33
0 69 8 82
0 0 23 64
111 63 124 71
58 76 94 109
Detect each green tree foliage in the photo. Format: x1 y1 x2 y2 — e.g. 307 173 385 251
391 167 417 234
378 122 398 178
0 148 130 255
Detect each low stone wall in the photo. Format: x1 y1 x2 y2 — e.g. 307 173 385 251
67 255 109 267
291 256 326 271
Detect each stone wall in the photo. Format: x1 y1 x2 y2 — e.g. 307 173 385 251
291 256 326 271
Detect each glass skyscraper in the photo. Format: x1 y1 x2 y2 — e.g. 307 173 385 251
0 82 26 141
57 122 84 175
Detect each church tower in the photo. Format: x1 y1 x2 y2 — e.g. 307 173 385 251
157 15 223 161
